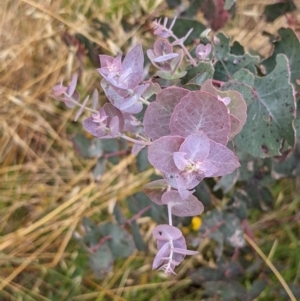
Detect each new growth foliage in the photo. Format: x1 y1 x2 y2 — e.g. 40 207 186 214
52 10 299 281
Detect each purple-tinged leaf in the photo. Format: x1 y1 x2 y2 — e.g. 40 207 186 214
172 248 198 255
179 132 210 162
82 116 106 137
143 179 169 205
91 89 99 110
164 172 199 200
173 152 189 171
157 235 187 267
143 87 189 140
109 116 119 137
153 224 182 241
153 53 179 63
206 140 240 176
102 103 124 132
170 49 184 74
196 44 212 60
154 38 173 56
170 91 230 145
142 82 161 99
67 74 78 97
148 136 184 173
122 44 144 88
152 242 170 270
75 95 89 122
99 54 114 68
201 80 247 139
132 143 145 155
82 103 124 138
101 79 146 114
52 84 67 97
161 190 204 217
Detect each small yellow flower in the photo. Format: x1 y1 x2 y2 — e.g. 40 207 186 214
191 216 202 231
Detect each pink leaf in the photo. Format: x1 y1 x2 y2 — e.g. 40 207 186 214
161 190 204 217
153 225 182 241
206 140 240 176
170 91 230 145
148 136 184 173
143 179 169 205
143 87 189 140
201 80 247 139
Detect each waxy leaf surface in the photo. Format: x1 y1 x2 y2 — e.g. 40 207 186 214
223 54 295 157
261 28 300 91
161 190 204 217
148 136 184 173
143 87 189 140
201 79 247 139
143 179 169 205
153 224 182 241
170 91 230 145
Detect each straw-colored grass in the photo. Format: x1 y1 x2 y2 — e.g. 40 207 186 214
0 0 299 300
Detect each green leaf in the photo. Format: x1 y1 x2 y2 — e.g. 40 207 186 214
92 158 106 181
130 220 147 251
214 170 239 194
181 61 214 86
230 41 244 55
169 18 206 45
261 28 300 90
82 217 103 247
136 147 149 172
221 213 245 248
190 267 223 284
263 1 296 23
99 223 135 259
232 69 254 85
113 204 126 225
89 244 114 279
244 183 274 210
200 209 224 245
101 139 120 164
127 192 168 224
228 190 248 219
183 0 205 17
203 280 248 301
223 54 296 158
194 181 212 208
213 33 259 81
214 32 230 60
72 134 103 158
248 279 267 299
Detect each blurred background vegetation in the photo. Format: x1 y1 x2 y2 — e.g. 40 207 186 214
0 0 300 300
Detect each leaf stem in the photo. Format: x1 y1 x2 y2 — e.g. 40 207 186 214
119 133 151 146
63 92 98 113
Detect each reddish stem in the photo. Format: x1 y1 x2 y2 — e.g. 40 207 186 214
211 79 225 87
126 205 151 225
89 235 112 253
103 149 129 159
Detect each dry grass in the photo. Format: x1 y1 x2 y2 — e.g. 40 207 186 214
0 0 299 300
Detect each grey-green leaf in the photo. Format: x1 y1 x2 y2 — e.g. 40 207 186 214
181 61 214 86
261 28 300 90
223 54 295 158
99 222 135 259
89 244 114 279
